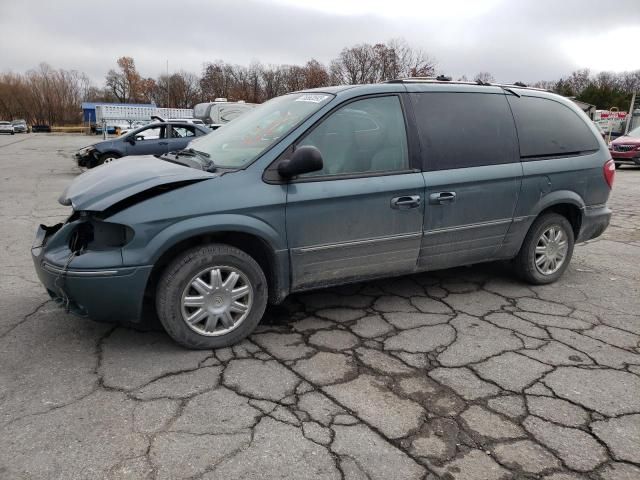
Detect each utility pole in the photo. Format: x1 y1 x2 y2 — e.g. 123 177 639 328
625 91 637 135
166 60 170 108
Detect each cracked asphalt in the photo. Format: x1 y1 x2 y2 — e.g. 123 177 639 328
1 134 640 480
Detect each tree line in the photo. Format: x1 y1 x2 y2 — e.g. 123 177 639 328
1 38 639 125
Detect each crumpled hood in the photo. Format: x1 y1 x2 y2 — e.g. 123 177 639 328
59 155 217 211
611 135 640 145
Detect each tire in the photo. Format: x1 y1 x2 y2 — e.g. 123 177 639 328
98 152 120 166
514 213 575 285
156 243 268 349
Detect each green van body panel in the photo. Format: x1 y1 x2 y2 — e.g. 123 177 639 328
32 82 612 323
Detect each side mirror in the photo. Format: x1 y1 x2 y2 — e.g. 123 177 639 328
127 136 136 144
278 146 323 179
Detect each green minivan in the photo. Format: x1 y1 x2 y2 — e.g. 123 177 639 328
32 80 614 349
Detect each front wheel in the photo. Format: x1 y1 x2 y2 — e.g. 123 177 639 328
514 213 575 285
156 243 268 349
97 153 120 166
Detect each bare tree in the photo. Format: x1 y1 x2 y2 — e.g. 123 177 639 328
304 59 330 88
330 39 436 85
105 57 152 103
474 72 495 83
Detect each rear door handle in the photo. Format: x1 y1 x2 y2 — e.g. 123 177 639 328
391 195 421 210
429 192 457 204
158 141 168 145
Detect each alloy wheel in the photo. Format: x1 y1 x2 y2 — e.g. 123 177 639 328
180 266 253 336
534 225 569 275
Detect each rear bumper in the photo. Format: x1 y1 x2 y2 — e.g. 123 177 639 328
576 205 611 243
31 224 152 323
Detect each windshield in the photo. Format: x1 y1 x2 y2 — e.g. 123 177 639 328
189 92 334 168
626 126 640 138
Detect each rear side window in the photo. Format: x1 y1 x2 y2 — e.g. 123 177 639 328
507 95 599 159
171 125 196 138
411 92 519 171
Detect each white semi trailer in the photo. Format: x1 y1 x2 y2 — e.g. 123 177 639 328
96 105 194 123
193 99 256 129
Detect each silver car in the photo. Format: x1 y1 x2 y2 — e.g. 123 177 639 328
0 121 15 135
11 120 29 133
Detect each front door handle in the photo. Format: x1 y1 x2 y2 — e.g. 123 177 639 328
391 195 421 210
429 192 457 204
158 141 168 145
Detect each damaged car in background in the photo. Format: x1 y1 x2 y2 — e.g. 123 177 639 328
74 120 210 168
33 82 613 350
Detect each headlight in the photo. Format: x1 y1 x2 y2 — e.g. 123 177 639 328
77 146 96 156
68 215 134 253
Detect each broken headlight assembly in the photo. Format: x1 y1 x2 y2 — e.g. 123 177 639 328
76 145 96 158
68 213 134 254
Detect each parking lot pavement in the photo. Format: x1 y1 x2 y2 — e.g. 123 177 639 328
1 134 639 480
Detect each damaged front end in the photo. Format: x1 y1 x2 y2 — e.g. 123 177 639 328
31 211 146 319
32 155 217 322
74 145 99 168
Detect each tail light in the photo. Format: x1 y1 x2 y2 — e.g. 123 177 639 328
603 159 615 189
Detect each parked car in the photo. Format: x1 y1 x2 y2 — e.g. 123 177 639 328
609 125 640 168
33 81 613 349
119 118 205 137
75 120 210 168
31 124 51 133
11 119 29 133
0 121 15 135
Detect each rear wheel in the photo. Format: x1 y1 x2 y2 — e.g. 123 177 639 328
514 213 575 285
156 243 268 349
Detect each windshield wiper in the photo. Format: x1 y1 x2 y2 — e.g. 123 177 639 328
176 147 210 158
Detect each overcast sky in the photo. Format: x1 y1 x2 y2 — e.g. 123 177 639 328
1 0 639 85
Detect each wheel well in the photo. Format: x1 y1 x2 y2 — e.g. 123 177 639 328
100 151 121 158
141 232 278 320
539 203 582 238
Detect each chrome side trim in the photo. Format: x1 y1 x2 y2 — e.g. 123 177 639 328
585 203 606 211
42 262 119 277
295 232 422 254
423 218 512 236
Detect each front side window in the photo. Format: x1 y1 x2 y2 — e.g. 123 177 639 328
134 125 164 140
189 93 334 168
298 96 409 177
507 95 600 158
411 92 519 171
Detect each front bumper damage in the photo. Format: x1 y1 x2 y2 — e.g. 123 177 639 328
74 149 99 168
31 219 152 323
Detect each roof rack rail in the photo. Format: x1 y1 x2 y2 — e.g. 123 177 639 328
384 77 547 92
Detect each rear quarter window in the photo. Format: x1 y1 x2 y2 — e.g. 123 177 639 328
410 92 519 171
507 95 600 159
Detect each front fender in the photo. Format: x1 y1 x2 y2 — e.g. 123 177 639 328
121 213 287 266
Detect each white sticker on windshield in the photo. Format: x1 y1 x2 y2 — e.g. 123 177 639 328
295 94 330 103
